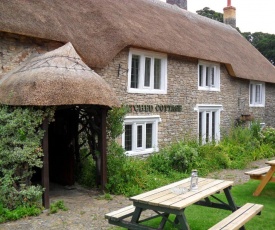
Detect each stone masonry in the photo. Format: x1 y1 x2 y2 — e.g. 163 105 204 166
1 32 275 151
96 47 275 148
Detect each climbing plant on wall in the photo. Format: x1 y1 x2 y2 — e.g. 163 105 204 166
0 105 55 209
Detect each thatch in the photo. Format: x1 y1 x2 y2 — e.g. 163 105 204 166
0 0 275 83
0 42 120 107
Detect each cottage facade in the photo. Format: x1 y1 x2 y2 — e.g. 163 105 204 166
1 0 275 157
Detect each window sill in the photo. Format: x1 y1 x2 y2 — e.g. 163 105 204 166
249 104 265 107
198 87 220 92
128 88 167 94
125 147 158 156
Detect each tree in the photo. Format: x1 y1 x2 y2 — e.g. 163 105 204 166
196 7 223 23
242 32 275 65
196 7 275 66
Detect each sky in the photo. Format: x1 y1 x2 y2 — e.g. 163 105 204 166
161 0 275 34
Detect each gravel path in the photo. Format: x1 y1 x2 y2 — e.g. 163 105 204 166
0 158 273 230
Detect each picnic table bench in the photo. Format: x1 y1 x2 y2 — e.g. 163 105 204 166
105 177 263 229
245 159 275 196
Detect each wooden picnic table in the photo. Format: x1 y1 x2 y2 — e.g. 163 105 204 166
106 177 263 229
245 159 275 196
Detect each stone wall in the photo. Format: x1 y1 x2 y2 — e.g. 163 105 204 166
1 32 275 149
0 32 62 77
96 48 275 147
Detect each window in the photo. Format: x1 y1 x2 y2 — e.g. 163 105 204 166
195 105 222 144
198 61 220 91
249 81 265 107
122 116 161 155
128 49 167 94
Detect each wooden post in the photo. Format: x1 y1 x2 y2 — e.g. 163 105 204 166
42 118 50 209
100 107 107 190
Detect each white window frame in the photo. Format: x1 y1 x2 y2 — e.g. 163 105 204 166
198 61 220 91
128 48 167 94
122 115 161 156
249 81 265 107
194 104 223 144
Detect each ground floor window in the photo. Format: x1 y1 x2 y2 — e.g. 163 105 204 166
195 105 222 144
122 115 161 155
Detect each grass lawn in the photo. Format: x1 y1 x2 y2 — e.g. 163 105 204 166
115 180 275 229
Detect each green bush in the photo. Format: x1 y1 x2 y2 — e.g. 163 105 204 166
261 126 275 148
168 142 198 173
0 203 41 223
147 151 172 175
0 105 55 210
197 144 231 175
76 148 97 188
50 200 68 214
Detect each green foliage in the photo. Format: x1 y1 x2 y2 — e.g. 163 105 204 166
0 105 55 210
107 106 128 139
0 203 41 223
76 148 97 188
49 200 68 214
196 7 275 65
147 151 172 175
260 126 275 148
196 7 223 22
106 141 148 196
242 32 275 65
148 141 198 174
197 144 231 175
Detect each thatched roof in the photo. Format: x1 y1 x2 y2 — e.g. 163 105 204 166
0 42 120 107
0 0 275 83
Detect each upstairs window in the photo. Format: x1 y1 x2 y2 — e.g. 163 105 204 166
128 49 167 94
122 116 161 156
198 61 220 91
249 81 265 107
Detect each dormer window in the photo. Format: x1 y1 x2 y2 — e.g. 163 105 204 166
128 49 167 94
198 61 220 91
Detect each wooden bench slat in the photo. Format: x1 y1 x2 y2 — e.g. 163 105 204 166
245 166 270 176
105 205 135 220
209 203 263 230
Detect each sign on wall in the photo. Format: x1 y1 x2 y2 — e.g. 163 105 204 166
127 105 182 113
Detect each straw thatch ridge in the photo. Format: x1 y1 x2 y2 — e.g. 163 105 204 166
0 0 275 83
0 42 120 107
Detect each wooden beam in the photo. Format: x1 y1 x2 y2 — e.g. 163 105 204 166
42 118 50 209
100 107 108 190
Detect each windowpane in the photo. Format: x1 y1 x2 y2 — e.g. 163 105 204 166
206 112 210 142
255 85 261 103
199 65 203 87
211 67 215 86
154 58 161 89
146 124 153 148
206 67 210 86
125 125 132 151
250 84 253 104
212 112 215 142
137 125 142 148
199 112 202 144
144 57 151 87
131 55 139 88
198 62 219 90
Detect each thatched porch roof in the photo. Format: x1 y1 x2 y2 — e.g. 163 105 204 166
0 0 275 83
0 42 120 107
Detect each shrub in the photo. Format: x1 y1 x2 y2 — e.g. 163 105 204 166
147 151 172 175
76 148 97 188
0 203 41 223
261 126 275 148
168 142 198 173
0 105 55 210
50 200 68 214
